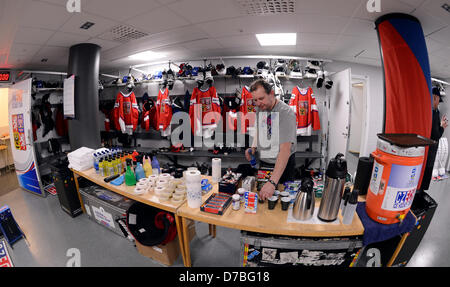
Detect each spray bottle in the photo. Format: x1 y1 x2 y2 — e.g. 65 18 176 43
143 154 153 177
125 158 137 186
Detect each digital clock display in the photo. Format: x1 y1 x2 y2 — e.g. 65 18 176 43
0 71 11 82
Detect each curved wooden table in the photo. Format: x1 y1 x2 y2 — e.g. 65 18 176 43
72 169 365 267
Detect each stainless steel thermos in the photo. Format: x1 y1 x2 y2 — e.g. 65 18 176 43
318 153 348 222
292 177 315 221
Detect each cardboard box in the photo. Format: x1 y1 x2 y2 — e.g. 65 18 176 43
135 220 196 266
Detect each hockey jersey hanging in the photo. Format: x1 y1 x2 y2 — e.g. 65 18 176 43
239 86 256 134
289 86 321 136
189 86 221 137
156 88 173 135
113 91 140 135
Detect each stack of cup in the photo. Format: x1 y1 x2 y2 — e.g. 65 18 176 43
156 178 172 202
212 158 221 182
280 192 291 211
134 178 149 195
185 170 202 208
172 184 187 204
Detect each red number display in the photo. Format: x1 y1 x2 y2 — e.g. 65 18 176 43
0 72 10 82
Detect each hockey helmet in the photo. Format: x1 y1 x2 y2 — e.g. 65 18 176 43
242 66 254 75
275 66 287 77
316 71 324 89
306 60 321 70
154 71 163 79
304 68 318 79
191 67 200 77
216 63 226 75
226 66 236 76
256 61 269 70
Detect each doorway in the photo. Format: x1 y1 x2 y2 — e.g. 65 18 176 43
346 76 368 176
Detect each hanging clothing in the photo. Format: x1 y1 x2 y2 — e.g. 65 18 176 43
156 88 173 132
189 86 221 137
141 98 157 131
113 91 140 135
221 95 240 132
239 86 256 134
288 86 321 136
54 105 68 137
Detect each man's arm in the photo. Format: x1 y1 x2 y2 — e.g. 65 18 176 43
270 142 292 185
259 142 292 200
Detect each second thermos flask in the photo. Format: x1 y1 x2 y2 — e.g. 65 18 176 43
318 153 348 222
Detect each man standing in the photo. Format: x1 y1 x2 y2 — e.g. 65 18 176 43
418 86 448 192
245 79 297 200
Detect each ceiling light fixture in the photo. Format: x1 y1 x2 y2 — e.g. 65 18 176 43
128 50 166 61
255 33 297 46
80 22 95 30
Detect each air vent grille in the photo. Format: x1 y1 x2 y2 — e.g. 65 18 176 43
99 25 149 43
236 0 295 15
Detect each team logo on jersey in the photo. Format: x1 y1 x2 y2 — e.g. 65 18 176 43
247 99 256 112
123 102 131 115
201 98 212 112
298 101 308 116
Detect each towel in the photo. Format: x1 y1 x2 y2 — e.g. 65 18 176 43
356 202 416 246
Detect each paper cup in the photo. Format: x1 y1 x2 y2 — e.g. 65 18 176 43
268 196 278 210
281 197 291 211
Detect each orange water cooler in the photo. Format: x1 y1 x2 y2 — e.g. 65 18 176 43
366 134 434 224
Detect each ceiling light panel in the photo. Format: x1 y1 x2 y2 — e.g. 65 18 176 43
256 33 297 46
99 25 149 43
236 0 295 15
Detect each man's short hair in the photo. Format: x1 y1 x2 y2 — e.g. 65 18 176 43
249 79 273 95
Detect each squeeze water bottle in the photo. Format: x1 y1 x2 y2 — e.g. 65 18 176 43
93 153 99 173
135 162 146 181
152 156 160 175
248 148 257 169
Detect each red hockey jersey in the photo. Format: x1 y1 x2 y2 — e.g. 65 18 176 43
156 88 172 131
189 86 221 135
113 91 139 134
288 86 321 136
239 86 256 133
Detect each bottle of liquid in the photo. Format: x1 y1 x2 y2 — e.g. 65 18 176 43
117 156 122 174
135 162 146 181
340 186 351 217
99 159 105 177
248 149 257 169
151 155 160 175
143 155 153 177
342 189 359 225
93 153 99 172
108 159 114 177
125 158 137 186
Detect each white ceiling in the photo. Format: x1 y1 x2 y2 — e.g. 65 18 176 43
0 0 449 79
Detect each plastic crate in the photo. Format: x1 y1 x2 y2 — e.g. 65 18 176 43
79 185 135 239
